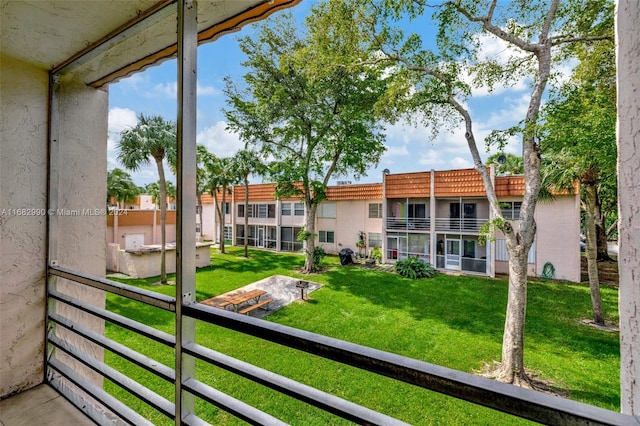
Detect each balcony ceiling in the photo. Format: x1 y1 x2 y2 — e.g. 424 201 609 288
0 0 299 86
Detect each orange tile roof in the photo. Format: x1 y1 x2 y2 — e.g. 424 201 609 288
325 183 382 201
433 168 486 197
494 176 525 197
385 171 430 198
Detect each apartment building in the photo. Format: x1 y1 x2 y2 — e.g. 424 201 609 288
199 167 579 282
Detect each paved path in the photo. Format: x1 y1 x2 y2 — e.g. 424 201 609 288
201 275 322 319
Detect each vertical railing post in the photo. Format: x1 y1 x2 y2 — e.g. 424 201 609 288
45 73 61 382
176 0 198 423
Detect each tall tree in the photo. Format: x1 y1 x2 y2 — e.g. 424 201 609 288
118 114 176 285
539 40 616 326
196 145 210 239
224 10 387 272
335 0 612 385
233 148 267 258
203 154 236 254
107 168 141 208
486 153 523 176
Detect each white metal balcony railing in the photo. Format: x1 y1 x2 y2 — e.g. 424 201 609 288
434 218 488 232
386 249 430 264
44 265 637 426
385 218 430 231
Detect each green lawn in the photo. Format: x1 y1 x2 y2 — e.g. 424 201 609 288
105 247 620 425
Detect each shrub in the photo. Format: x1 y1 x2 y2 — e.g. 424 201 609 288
370 246 382 263
395 257 436 279
313 246 326 266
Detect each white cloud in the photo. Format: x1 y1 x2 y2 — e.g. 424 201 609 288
108 107 138 134
385 144 409 156
196 121 243 158
451 157 473 169
152 82 177 99
197 83 219 96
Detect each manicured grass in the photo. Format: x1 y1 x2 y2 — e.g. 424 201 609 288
105 247 620 425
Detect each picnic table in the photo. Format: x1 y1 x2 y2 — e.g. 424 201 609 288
219 289 269 313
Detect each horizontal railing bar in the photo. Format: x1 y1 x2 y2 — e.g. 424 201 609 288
49 312 175 383
183 413 212 426
48 357 153 426
183 342 409 426
49 288 175 347
182 377 288 426
185 302 635 426
49 265 176 312
49 334 175 419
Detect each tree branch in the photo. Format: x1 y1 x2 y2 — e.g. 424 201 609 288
453 0 538 53
551 34 614 46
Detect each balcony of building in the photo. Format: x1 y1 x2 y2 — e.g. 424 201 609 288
385 198 430 232
434 198 490 233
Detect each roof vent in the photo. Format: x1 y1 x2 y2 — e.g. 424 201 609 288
336 180 352 186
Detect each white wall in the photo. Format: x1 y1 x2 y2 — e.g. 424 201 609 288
617 0 640 414
0 55 49 397
534 196 581 282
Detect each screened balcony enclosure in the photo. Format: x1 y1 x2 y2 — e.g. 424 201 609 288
2 0 640 425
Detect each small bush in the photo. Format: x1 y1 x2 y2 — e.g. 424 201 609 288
370 246 382 263
395 257 436 279
313 246 326 266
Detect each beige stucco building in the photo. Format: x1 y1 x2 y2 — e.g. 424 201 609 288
203 168 580 282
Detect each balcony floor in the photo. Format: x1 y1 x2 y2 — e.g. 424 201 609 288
0 384 93 426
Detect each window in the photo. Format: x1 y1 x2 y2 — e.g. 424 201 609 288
196 223 201 233
258 204 267 218
463 240 476 258
368 203 383 218
318 202 336 218
408 203 426 218
319 231 335 243
224 225 233 240
281 202 291 216
238 204 244 217
368 232 382 248
267 204 276 218
500 202 522 220
294 202 304 216
225 202 230 215
195 205 200 214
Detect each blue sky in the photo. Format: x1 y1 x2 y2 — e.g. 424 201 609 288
107 1 537 187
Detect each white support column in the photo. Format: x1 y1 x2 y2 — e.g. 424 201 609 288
175 0 197 423
616 0 640 416
430 169 436 265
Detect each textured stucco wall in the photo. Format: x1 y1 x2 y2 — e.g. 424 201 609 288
616 0 640 415
52 74 108 388
0 55 49 398
534 196 581 282
117 244 212 278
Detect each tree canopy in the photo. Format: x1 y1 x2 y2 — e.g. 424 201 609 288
224 9 388 272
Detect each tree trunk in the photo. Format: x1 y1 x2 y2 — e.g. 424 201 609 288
496 241 530 385
303 203 317 273
595 221 611 261
584 184 605 324
155 157 168 285
244 175 249 258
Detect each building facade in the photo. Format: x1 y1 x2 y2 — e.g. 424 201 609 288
201 168 580 282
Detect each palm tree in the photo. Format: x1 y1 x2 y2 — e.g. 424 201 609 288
196 145 210 239
107 168 141 208
233 149 267 257
203 154 237 254
118 114 176 285
540 151 605 325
